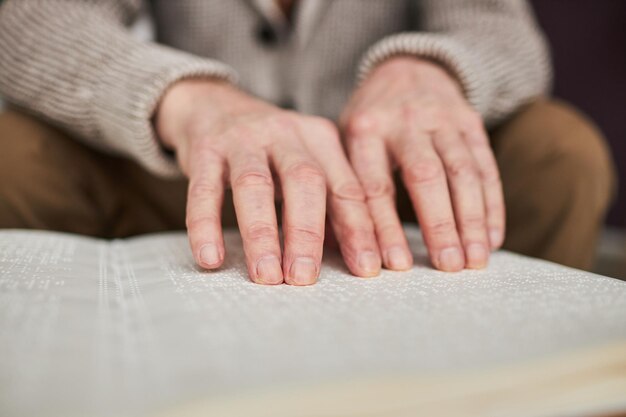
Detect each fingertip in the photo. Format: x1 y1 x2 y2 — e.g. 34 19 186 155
465 243 489 269
285 257 319 286
435 247 465 272
254 256 284 285
198 243 224 269
352 251 381 277
384 246 413 271
489 228 504 250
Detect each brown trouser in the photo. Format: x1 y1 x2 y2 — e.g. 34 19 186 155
0 99 616 270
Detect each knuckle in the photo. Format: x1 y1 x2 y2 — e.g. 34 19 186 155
362 179 394 199
287 225 324 243
403 159 444 186
447 158 478 180
246 222 279 241
233 170 273 188
459 214 486 230
186 214 220 231
332 181 366 202
192 138 222 157
428 218 457 237
480 165 501 184
224 125 253 142
266 113 298 133
286 161 326 186
338 226 375 245
311 117 340 139
346 112 379 137
188 181 221 200
461 112 486 139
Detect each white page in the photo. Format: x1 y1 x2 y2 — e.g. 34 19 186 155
1 226 625 417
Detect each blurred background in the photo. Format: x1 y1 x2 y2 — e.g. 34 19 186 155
0 0 623 276
529 0 625 278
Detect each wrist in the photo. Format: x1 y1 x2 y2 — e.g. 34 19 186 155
375 56 463 93
154 78 233 151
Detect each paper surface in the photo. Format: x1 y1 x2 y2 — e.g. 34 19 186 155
1 227 625 417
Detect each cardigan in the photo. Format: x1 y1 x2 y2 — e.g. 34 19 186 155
0 0 552 177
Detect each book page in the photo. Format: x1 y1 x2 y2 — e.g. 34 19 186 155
1 227 625 417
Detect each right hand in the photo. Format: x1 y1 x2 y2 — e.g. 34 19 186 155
155 79 382 285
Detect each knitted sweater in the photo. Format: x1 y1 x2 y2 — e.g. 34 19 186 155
0 0 551 177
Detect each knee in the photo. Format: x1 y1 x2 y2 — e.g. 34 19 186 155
538 100 615 215
497 99 616 216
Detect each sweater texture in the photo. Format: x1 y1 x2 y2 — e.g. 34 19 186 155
0 0 552 177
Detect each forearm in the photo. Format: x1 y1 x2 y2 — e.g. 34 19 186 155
0 0 236 176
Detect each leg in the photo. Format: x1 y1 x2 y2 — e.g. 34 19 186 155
0 111 115 235
0 110 189 237
491 99 617 270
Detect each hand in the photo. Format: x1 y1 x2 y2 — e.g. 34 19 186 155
156 79 381 285
341 57 505 271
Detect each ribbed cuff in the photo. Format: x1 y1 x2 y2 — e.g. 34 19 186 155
93 41 237 177
357 33 487 115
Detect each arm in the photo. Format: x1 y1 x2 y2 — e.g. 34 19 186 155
0 1 383 284
358 0 552 126
0 0 236 176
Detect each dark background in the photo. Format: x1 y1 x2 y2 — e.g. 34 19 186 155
530 0 626 227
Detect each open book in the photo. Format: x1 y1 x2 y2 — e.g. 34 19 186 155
1 226 625 417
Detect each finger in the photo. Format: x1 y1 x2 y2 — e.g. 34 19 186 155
271 140 326 286
462 120 506 250
229 151 283 285
432 130 489 269
186 145 226 270
391 133 464 272
347 134 412 271
302 119 383 277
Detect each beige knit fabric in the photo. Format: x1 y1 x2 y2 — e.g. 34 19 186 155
0 0 551 177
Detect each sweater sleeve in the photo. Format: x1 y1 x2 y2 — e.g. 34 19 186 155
357 0 552 127
0 0 237 177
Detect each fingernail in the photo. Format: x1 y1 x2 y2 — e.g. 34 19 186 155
438 247 464 272
358 251 381 276
256 256 283 285
489 228 503 249
466 243 488 269
386 247 412 270
199 244 221 267
290 257 318 285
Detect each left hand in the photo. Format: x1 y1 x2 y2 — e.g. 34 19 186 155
341 56 505 272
